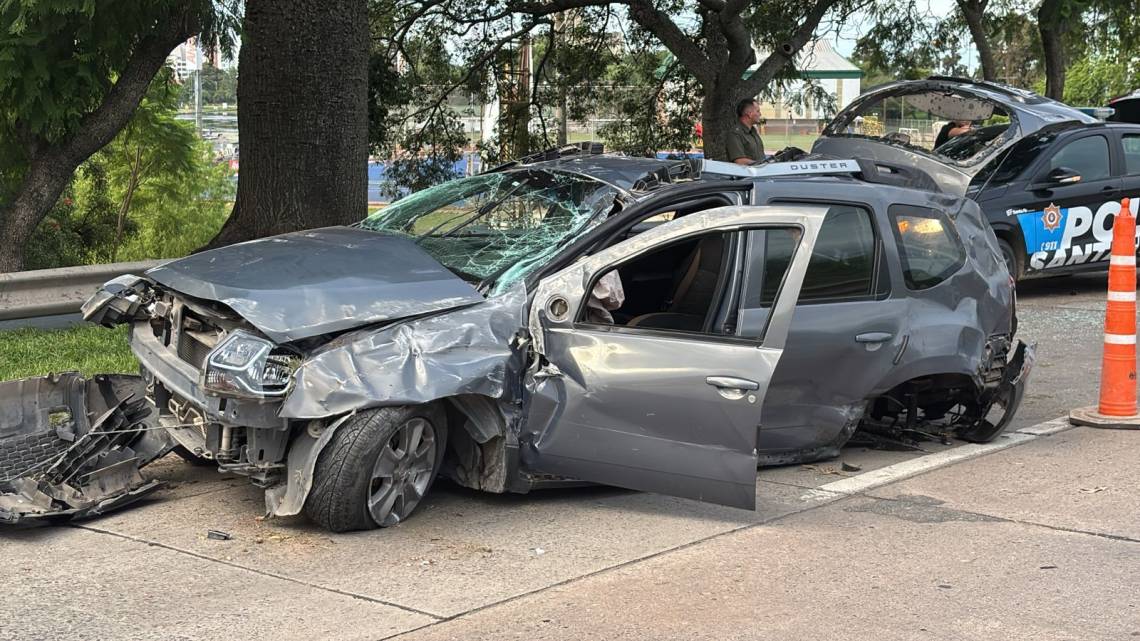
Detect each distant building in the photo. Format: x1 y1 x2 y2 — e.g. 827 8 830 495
167 37 227 82
748 39 863 123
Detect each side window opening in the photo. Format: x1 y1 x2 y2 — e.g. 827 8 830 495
1121 134 1140 175
744 204 879 308
970 131 1057 188
1046 135 1110 182
582 231 735 335
889 205 966 290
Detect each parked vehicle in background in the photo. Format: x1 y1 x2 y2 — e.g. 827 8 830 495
811 77 1140 281
1107 90 1140 125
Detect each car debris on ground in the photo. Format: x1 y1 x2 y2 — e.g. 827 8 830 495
0 373 171 527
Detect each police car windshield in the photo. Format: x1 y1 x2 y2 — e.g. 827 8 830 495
828 89 1013 166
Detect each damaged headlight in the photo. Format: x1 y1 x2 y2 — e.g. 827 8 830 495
202 330 299 398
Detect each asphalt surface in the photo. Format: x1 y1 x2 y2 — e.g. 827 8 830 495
3 274 1138 641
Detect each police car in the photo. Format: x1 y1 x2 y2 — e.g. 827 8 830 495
811 77 1140 281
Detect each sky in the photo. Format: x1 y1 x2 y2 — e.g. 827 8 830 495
829 0 978 73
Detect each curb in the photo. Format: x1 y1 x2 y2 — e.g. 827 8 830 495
800 416 1074 502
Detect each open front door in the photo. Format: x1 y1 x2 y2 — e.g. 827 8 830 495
521 205 826 509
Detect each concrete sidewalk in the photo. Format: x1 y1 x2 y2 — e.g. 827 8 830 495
4 420 1137 641
391 425 1140 641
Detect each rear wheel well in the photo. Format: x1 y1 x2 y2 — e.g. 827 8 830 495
867 373 979 424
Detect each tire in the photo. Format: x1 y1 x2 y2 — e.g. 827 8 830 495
304 404 447 532
997 238 1022 282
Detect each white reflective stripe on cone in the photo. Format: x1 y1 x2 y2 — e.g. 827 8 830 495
1107 291 1138 302
1105 333 1138 345
1110 255 1137 266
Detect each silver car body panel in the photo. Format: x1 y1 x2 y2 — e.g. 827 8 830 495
521 206 827 509
146 227 485 343
747 180 1014 461
279 286 528 419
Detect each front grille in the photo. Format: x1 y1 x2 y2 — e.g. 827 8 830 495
177 331 216 369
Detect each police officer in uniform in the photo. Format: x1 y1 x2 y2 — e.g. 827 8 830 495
727 98 767 165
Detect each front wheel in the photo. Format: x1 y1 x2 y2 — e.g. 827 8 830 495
305 405 447 532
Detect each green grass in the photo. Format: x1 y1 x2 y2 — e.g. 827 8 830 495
0 325 137 381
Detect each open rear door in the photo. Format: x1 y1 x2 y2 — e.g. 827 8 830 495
522 205 826 509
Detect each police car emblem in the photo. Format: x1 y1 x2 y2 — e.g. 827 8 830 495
1042 203 1062 232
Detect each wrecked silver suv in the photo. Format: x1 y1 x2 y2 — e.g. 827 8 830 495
79 155 1032 531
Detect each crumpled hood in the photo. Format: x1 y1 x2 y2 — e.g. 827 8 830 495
146 227 484 343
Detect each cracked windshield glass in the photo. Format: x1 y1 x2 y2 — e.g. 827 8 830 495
359 170 619 293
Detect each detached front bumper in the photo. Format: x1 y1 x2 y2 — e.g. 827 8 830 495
0 374 171 527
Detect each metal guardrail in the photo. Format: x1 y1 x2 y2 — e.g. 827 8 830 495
0 260 162 322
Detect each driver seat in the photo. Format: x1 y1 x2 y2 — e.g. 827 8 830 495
627 235 724 331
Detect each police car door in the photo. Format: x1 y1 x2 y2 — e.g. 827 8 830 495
1118 130 1140 206
1014 131 1124 273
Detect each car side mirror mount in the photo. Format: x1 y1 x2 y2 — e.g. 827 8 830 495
1041 166 1082 186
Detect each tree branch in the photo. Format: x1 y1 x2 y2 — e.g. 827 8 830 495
626 0 713 84
736 0 837 99
55 7 198 166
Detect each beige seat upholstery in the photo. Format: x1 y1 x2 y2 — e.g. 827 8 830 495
626 235 724 332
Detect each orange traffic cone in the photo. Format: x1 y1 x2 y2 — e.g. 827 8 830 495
1070 197 1140 429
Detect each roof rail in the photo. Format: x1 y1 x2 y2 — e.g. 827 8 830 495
698 157 943 193
698 158 863 179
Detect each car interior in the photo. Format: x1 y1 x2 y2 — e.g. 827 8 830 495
579 195 742 334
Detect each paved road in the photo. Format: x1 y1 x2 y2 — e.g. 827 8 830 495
4 274 1137 641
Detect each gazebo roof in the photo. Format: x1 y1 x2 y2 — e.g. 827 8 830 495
748 38 863 79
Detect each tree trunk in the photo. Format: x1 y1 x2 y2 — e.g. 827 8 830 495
0 11 195 272
206 0 369 249
112 146 145 262
1038 0 1066 100
959 2 996 81
700 94 737 162
0 151 75 272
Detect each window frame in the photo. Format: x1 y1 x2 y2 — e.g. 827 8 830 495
887 204 967 291
572 226 799 345
1119 131 1140 177
751 200 891 306
1031 132 1114 185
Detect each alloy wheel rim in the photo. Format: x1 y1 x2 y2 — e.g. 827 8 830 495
367 416 437 527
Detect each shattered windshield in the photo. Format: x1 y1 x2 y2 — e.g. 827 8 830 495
359 170 619 293
825 89 1014 166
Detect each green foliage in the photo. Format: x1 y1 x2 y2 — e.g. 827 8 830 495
23 164 121 270
24 74 232 268
596 52 701 156
851 1 965 82
1064 55 1138 107
178 62 239 106
0 1 238 144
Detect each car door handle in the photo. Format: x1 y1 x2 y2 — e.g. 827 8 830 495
855 332 894 344
706 376 760 391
